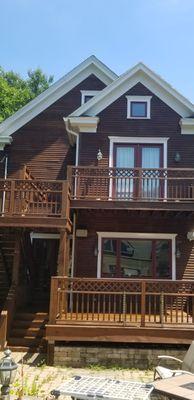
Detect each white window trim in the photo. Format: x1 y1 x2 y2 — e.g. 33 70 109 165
81 90 100 105
126 95 152 119
108 136 169 199
30 232 60 242
97 232 177 280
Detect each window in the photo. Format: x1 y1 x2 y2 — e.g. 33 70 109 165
131 101 147 117
101 238 172 279
126 96 152 119
81 90 100 105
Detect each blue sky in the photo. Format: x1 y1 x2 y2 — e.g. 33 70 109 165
1 0 194 102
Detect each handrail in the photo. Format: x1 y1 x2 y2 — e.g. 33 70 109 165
70 166 194 172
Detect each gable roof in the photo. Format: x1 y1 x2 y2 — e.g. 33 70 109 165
70 62 194 118
0 56 117 139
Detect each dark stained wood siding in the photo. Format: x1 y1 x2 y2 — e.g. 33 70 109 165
6 75 106 179
74 210 194 279
79 83 194 168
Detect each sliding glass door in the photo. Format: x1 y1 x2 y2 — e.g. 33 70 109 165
114 144 163 199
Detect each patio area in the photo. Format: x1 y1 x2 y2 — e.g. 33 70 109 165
0 351 154 398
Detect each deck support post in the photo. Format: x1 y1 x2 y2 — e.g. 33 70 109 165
140 281 146 327
57 229 70 276
47 340 55 366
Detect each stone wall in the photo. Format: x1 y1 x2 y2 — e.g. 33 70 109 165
54 344 187 369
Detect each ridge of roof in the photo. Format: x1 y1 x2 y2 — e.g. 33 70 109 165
0 55 117 138
69 62 194 118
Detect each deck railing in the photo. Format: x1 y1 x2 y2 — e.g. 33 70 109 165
68 166 194 202
0 179 70 218
49 277 194 328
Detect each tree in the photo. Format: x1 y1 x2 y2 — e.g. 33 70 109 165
0 67 54 122
27 68 54 97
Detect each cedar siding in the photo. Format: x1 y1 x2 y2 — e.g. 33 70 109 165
74 210 194 280
6 74 106 180
79 83 194 168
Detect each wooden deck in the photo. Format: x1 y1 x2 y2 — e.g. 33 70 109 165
46 277 194 345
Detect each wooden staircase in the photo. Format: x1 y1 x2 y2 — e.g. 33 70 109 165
8 310 48 352
7 284 49 352
0 230 16 311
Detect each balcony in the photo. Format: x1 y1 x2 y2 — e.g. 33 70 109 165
68 166 194 211
46 277 194 344
0 179 71 229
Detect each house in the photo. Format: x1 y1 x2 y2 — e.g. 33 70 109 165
1 56 194 364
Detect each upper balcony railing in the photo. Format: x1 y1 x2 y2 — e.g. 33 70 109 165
68 166 194 202
0 179 70 219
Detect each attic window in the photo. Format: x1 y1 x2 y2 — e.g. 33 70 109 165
126 96 152 119
81 90 100 105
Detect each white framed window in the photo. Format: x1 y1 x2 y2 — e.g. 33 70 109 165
81 90 100 105
97 232 176 280
126 96 152 119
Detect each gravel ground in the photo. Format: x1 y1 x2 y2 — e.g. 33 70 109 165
0 351 155 398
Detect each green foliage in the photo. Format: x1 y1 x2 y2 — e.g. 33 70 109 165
27 68 54 97
0 66 54 122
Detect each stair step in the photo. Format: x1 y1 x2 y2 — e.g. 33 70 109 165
8 346 46 353
14 312 48 321
11 328 45 337
12 320 46 328
8 337 42 347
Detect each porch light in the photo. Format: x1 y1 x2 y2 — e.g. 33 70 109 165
0 349 18 400
97 149 103 161
176 248 181 259
174 152 181 162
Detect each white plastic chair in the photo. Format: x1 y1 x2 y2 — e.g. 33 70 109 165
154 341 194 380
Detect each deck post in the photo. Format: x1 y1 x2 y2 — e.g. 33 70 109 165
140 281 146 327
57 229 70 276
160 291 164 327
49 278 59 324
192 296 194 324
47 340 55 366
9 180 15 215
61 181 68 218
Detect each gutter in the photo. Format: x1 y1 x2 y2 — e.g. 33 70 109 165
64 117 79 166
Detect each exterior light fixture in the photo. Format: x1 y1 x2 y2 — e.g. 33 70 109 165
176 248 181 259
174 152 181 162
0 349 18 400
97 149 103 161
187 231 194 241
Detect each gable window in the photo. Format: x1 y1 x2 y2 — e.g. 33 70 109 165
126 96 152 119
131 101 147 117
81 90 100 105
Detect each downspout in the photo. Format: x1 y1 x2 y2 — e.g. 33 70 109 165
64 118 79 166
1 154 8 215
71 212 76 278
64 118 79 280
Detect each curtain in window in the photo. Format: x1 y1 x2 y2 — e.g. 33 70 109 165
141 147 160 198
116 147 134 198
